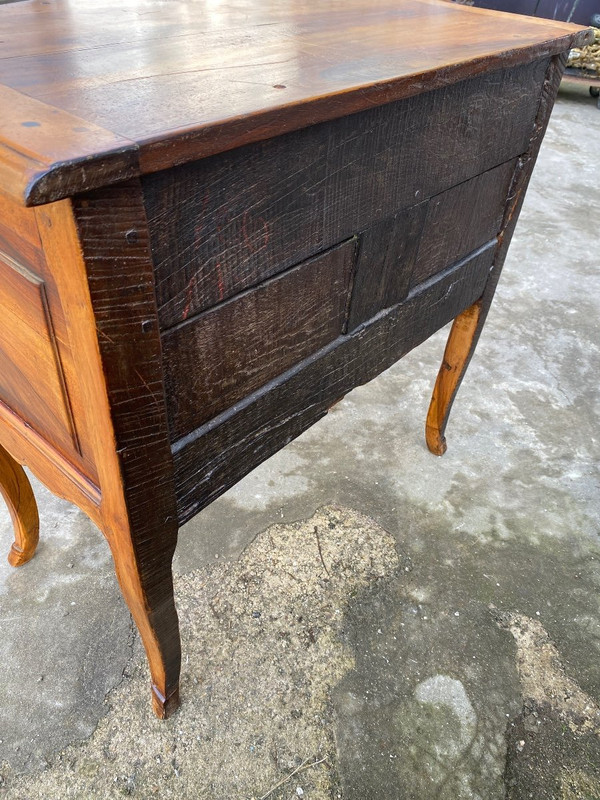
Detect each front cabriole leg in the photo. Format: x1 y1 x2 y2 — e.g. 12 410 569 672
36 182 182 718
108 513 181 718
0 442 39 566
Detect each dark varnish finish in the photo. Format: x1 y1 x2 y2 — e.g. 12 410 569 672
72 182 181 718
162 240 356 438
411 159 518 287
346 206 427 331
145 60 547 329
425 54 570 457
172 243 496 522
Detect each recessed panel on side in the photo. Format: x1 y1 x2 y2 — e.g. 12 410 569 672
163 239 356 440
411 159 517 288
347 203 427 331
0 252 80 459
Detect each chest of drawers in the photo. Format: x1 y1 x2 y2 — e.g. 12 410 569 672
0 0 590 717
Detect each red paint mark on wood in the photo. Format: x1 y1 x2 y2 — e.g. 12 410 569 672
242 210 270 253
216 262 225 301
183 274 196 321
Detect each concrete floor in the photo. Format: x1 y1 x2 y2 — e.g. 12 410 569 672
0 83 599 799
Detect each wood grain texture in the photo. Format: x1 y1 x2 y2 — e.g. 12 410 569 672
347 202 428 331
67 183 181 718
173 242 496 524
0 0 591 204
146 59 546 328
0 191 98 482
0 85 138 207
347 206 427 331
0 0 576 724
0 190 45 270
0 252 80 459
425 53 569 455
163 240 356 439
0 398 101 526
0 441 39 567
426 300 484 455
411 159 518 288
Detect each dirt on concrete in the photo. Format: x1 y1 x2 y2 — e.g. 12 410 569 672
0 506 399 799
495 610 600 800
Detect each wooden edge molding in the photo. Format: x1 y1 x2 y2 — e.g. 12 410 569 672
0 28 591 205
0 85 139 208
138 31 592 174
33 198 121 529
24 149 139 208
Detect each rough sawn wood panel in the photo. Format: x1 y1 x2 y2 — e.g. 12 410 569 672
144 59 547 328
172 242 496 522
162 240 356 438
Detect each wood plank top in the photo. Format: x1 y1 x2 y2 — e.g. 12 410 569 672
0 0 592 206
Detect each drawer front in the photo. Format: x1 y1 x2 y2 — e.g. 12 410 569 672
163 239 356 438
144 59 547 329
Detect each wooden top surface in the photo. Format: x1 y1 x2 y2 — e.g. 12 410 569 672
0 0 591 206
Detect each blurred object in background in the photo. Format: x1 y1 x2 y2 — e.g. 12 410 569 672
450 0 600 104
567 24 600 75
464 0 597 26
564 26 600 107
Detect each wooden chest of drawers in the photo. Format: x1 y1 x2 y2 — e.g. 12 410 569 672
0 0 590 718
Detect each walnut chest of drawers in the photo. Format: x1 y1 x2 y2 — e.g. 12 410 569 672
0 0 590 717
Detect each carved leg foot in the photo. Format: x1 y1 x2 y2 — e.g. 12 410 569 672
0 443 39 566
108 524 181 719
426 299 483 456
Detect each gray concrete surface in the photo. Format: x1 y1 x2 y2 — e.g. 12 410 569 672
0 82 599 799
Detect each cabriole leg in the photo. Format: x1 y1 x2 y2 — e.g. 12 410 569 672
426 298 484 456
0 443 39 567
107 521 181 719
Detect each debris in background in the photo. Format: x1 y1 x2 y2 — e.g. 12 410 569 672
568 27 600 75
